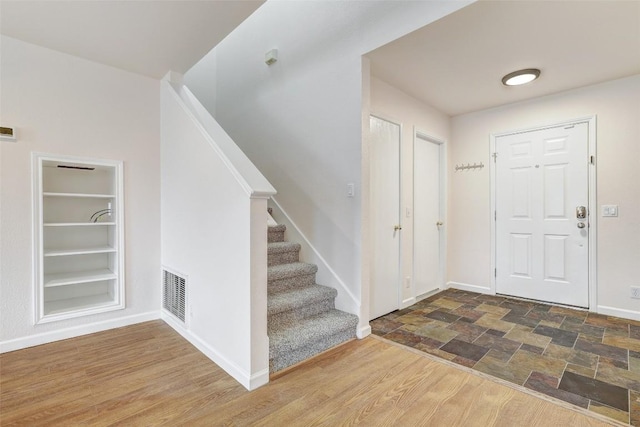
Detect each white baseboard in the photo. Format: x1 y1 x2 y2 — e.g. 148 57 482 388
161 312 268 391
596 305 640 322
417 288 443 302
446 281 492 294
445 284 640 322
401 296 417 308
357 324 372 339
0 311 160 354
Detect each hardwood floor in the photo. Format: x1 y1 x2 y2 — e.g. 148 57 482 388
0 320 620 426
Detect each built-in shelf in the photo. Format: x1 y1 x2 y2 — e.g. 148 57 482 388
43 192 115 198
44 246 116 257
44 222 116 227
44 293 117 317
34 153 125 324
44 269 117 288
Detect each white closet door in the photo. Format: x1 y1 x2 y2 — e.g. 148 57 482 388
369 116 401 319
414 136 442 296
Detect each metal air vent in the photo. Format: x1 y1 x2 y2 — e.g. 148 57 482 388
163 269 186 323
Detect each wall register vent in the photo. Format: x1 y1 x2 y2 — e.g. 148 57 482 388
163 269 186 323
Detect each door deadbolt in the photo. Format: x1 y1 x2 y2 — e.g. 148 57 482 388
576 206 587 219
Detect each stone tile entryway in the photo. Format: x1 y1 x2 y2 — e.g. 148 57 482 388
372 289 640 425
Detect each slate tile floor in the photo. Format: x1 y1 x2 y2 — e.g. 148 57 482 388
371 289 640 425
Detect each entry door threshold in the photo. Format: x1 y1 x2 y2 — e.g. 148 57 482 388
495 293 589 311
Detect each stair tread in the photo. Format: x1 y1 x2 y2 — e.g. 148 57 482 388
268 224 286 232
268 262 317 281
269 309 358 354
268 284 337 315
268 241 301 254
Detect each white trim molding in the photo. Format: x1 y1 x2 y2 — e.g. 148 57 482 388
357 324 372 339
401 296 417 308
447 281 492 295
0 311 160 353
161 312 269 391
597 306 640 322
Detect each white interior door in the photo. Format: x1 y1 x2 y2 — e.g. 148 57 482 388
495 122 589 307
414 134 442 296
370 116 401 319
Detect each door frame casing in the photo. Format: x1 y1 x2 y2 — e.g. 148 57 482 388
413 129 447 298
489 116 597 311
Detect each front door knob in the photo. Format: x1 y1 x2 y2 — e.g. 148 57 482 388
394 225 402 231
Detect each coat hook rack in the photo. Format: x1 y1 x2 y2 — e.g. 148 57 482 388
455 162 484 172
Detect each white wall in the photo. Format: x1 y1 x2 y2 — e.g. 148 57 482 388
184 50 217 117
160 79 273 390
0 36 161 349
449 75 640 319
370 77 450 306
188 0 471 327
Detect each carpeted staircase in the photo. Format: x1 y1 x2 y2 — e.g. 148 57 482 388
267 224 359 372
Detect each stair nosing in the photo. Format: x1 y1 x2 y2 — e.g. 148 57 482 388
269 310 359 352
267 284 337 315
268 262 317 281
268 241 301 254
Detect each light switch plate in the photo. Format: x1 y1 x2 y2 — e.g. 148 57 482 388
602 205 618 217
347 183 355 198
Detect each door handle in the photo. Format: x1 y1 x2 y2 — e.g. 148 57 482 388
394 225 402 231
577 222 586 229
436 221 443 227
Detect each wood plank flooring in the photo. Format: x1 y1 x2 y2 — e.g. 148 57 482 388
0 320 620 426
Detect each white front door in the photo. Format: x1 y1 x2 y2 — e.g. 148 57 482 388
495 122 589 307
370 115 401 319
414 134 443 296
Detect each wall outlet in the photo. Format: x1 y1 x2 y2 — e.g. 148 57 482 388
631 287 640 299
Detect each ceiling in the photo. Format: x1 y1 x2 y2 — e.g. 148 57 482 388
1 1 637 110
366 0 640 117
0 0 264 79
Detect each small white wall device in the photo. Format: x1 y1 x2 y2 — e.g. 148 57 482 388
602 205 618 217
0 126 17 142
265 49 278 66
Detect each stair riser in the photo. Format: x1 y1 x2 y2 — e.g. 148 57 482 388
268 274 316 293
268 299 335 333
269 328 357 372
268 251 299 266
268 230 285 243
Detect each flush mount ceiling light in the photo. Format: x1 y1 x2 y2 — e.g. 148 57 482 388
502 68 541 86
